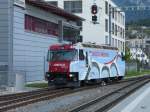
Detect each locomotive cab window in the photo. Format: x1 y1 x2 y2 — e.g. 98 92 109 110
47 50 78 61
79 49 85 60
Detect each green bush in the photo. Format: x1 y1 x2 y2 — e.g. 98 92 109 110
126 70 150 77
26 83 48 88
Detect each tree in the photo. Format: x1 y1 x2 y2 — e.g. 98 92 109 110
123 46 131 62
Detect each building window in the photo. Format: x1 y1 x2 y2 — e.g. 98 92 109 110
122 29 124 38
112 8 115 18
146 41 150 44
63 26 80 43
123 42 125 52
105 1 108 15
118 40 120 49
64 1 82 13
47 1 58 6
115 39 117 47
115 24 117 36
121 41 122 51
105 36 109 44
112 38 114 46
118 26 120 36
121 14 123 25
77 21 83 30
112 22 114 34
119 13 121 23
25 15 58 36
115 10 117 20
123 15 125 25
109 4 111 16
105 19 108 32
118 12 120 23
120 27 123 38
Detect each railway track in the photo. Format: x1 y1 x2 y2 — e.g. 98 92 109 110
0 87 52 101
0 85 103 111
0 75 149 112
0 87 71 111
69 76 150 112
0 75 143 101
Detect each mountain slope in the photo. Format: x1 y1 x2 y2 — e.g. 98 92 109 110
112 0 150 23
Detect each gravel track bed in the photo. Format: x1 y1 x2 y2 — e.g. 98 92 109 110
73 79 149 112
7 81 134 112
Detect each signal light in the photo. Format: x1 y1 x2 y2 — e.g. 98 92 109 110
92 15 97 22
91 5 98 14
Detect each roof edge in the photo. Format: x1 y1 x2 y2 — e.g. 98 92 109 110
26 0 85 21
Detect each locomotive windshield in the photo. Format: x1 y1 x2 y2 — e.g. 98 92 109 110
47 50 78 61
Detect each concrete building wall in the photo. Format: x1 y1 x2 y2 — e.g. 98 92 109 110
81 0 105 45
49 0 105 44
47 0 125 52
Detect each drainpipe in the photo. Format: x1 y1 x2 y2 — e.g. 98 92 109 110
8 0 14 87
58 20 63 43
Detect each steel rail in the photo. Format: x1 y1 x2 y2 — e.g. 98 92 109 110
95 79 149 112
0 88 69 107
0 76 141 102
0 87 51 101
69 76 150 112
0 75 149 111
0 86 98 111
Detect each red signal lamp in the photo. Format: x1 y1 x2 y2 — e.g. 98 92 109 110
91 5 98 14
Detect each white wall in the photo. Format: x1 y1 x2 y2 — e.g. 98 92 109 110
81 0 105 44
47 0 125 51
51 0 105 44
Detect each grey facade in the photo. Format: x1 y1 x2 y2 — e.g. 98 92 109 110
0 0 83 87
0 0 13 86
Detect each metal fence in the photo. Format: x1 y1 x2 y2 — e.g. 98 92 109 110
126 62 137 72
126 61 150 72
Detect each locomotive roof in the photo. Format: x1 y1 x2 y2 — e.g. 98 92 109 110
80 43 118 50
49 43 118 50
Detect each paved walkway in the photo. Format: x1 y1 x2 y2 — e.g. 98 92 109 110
0 80 47 95
0 87 40 95
109 82 150 112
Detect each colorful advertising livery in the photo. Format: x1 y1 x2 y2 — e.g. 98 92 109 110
45 43 125 87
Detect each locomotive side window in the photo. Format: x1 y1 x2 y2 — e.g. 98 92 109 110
85 51 88 66
79 49 85 60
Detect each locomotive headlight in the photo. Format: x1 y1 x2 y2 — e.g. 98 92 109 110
45 73 50 81
69 74 74 77
46 74 50 77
